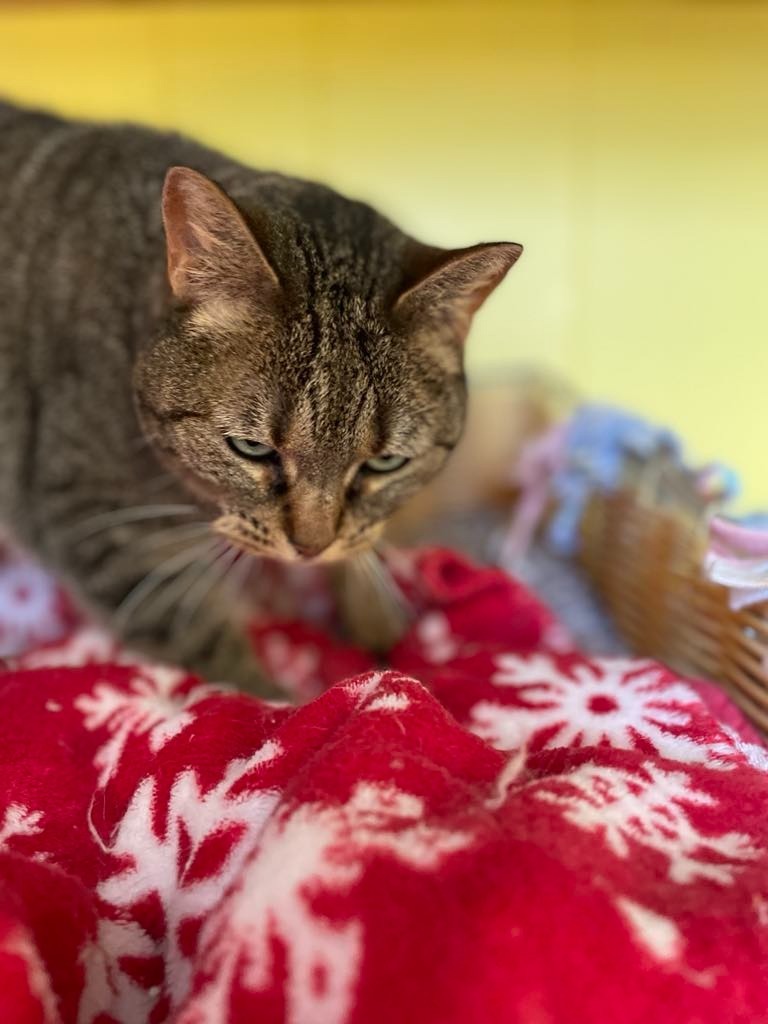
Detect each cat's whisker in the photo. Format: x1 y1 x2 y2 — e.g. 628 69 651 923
225 549 255 602
354 556 386 607
113 535 221 632
149 539 231 631
133 521 212 552
356 548 412 614
63 503 198 543
171 541 241 634
218 548 261 620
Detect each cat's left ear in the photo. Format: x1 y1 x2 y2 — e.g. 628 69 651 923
394 241 523 341
162 166 281 306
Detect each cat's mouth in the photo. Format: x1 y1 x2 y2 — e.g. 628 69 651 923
210 514 383 565
210 514 289 561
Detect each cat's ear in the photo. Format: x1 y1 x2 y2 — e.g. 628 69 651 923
394 241 523 340
162 166 281 305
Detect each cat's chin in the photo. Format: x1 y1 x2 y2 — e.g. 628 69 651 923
272 542 374 567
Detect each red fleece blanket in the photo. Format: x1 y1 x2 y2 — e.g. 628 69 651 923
0 544 767 1023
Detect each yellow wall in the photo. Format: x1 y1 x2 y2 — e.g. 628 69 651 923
1 0 767 504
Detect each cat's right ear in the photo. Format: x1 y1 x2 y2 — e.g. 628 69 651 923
393 240 523 343
162 166 281 305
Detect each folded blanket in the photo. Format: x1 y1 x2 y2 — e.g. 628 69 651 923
0 545 767 1023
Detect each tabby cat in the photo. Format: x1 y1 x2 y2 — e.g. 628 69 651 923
0 100 522 695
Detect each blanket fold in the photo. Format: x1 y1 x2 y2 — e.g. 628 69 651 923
0 545 766 1023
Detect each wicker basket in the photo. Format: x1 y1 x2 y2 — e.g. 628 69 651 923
579 487 768 732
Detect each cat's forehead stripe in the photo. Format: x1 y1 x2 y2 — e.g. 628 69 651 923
282 368 379 456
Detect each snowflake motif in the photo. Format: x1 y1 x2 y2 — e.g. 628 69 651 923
416 612 459 664
18 626 204 680
365 692 411 713
614 897 683 963
0 803 44 848
1 923 60 1023
0 560 67 657
534 760 760 885
471 653 726 764
344 672 385 705
0 803 50 867
709 727 768 773
182 781 475 1024
78 739 283 1024
75 666 217 787
18 626 121 670
323 782 473 870
0 563 58 630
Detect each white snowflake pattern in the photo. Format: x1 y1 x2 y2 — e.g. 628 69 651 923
18 626 121 670
471 654 726 764
75 666 218 787
1 923 61 1023
614 897 683 963
534 761 760 885
416 612 459 664
181 781 475 1024
343 673 412 714
0 803 44 848
78 739 283 1024
365 692 411 713
0 561 66 657
613 897 717 986
709 727 768 773
344 672 385 705
0 802 50 867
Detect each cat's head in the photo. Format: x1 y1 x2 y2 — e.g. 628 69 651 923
135 167 522 562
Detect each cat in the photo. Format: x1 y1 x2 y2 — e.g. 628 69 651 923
0 99 522 696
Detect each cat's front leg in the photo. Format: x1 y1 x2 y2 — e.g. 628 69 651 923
328 552 411 654
140 609 286 702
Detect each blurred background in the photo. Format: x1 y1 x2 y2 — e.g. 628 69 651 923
1 0 767 505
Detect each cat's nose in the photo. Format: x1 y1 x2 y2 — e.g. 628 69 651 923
287 483 340 559
292 539 330 560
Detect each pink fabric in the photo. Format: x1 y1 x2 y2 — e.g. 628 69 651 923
706 516 768 611
709 517 768 559
499 423 568 564
0 545 766 1022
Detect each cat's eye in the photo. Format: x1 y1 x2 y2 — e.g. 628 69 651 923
226 436 277 461
363 454 410 473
